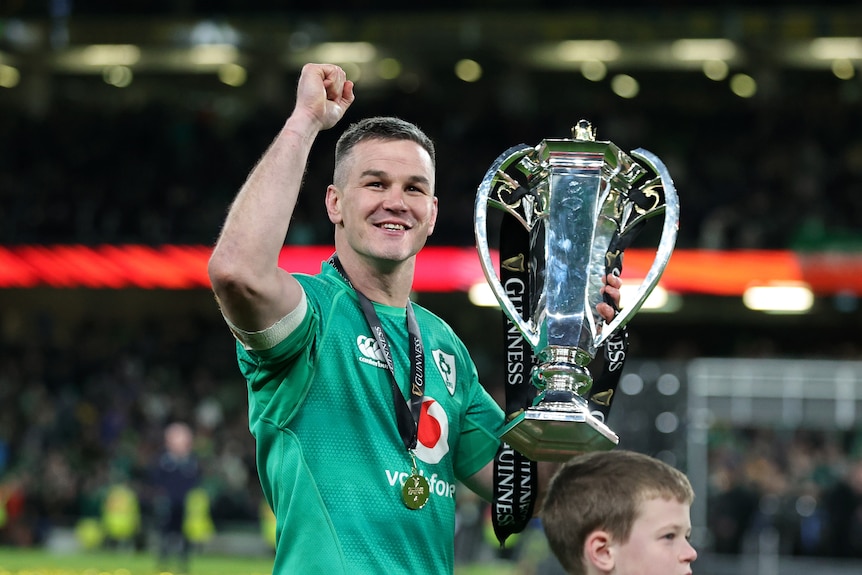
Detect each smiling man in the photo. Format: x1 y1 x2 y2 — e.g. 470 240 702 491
207 62 622 575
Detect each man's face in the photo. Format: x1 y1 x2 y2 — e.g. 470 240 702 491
610 497 697 575
327 138 437 268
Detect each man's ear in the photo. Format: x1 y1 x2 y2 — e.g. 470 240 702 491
325 185 342 224
584 530 615 573
427 196 438 235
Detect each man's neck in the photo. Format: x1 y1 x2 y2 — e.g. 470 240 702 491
334 252 415 307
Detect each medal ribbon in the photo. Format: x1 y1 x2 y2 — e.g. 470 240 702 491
329 255 424 452
492 206 538 546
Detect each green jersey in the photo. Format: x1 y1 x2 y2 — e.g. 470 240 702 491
235 262 505 574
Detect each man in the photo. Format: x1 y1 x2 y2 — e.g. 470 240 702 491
541 450 697 575
149 422 201 573
208 63 621 574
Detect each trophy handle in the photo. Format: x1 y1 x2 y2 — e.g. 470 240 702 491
474 144 543 348
475 145 679 351
594 148 679 347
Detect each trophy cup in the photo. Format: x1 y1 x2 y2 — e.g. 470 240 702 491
474 120 679 461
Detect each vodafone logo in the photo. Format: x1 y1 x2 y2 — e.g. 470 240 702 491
383 399 457 500
414 397 450 464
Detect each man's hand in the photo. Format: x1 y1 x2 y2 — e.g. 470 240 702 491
597 273 622 323
294 63 355 131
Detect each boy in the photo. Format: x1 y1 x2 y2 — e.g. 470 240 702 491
541 450 697 575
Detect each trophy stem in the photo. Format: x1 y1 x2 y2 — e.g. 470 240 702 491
533 346 593 398
498 345 619 461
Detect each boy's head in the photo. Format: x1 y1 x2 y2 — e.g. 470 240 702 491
541 449 697 575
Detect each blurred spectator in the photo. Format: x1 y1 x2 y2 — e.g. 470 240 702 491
148 422 201 573
101 482 141 549
706 453 758 554
822 457 862 558
0 471 31 546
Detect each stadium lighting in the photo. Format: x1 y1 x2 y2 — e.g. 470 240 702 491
809 37 862 60
620 283 681 313
556 40 621 62
454 59 482 82
468 282 498 308
0 246 858 298
298 42 377 64
671 39 737 61
470 280 680 313
0 64 20 88
79 44 141 67
189 44 238 66
742 282 814 313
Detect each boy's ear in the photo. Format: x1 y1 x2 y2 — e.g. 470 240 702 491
584 530 615 573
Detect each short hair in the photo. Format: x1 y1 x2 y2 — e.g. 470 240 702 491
541 450 694 575
333 116 436 187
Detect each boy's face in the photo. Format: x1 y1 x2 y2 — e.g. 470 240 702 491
610 496 696 575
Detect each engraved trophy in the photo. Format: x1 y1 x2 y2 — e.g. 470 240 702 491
474 120 679 461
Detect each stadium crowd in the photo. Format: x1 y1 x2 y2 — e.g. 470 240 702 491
1 309 862 560
708 426 862 558
1 65 861 252
0 310 261 549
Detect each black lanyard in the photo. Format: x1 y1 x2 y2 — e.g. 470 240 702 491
328 255 425 452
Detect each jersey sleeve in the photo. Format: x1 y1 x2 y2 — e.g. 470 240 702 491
452 357 505 480
237 292 319 429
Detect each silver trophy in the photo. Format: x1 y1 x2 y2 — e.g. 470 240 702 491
474 120 679 461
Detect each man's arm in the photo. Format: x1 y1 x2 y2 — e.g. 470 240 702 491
208 63 355 332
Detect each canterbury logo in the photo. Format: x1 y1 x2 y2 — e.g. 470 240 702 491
357 335 386 367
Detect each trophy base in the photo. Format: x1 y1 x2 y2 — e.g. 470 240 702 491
500 406 620 462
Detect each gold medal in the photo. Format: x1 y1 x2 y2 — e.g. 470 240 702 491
402 473 430 510
402 451 429 510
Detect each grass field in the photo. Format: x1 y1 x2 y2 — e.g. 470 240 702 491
0 548 518 575
0 548 273 575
